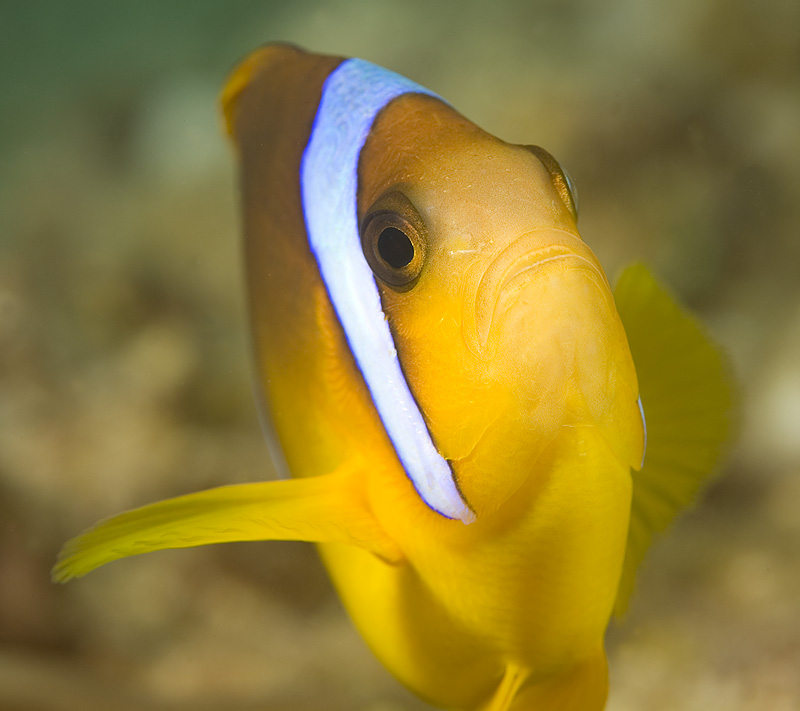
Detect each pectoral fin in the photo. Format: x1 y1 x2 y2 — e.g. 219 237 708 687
53 464 403 582
612 263 735 614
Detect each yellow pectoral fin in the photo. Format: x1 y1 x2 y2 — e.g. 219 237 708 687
612 264 735 615
53 465 403 582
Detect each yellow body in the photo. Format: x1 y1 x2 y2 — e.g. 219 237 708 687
266 90 641 706
54 46 734 711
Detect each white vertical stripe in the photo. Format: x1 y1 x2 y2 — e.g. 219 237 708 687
300 58 474 523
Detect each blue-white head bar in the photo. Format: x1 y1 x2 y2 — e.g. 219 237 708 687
300 58 475 524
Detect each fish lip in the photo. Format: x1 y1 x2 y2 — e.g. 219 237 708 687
461 228 610 359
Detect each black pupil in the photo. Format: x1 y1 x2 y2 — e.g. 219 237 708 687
377 227 414 269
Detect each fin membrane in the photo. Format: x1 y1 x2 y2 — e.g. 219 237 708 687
53 465 402 582
613 263 735 614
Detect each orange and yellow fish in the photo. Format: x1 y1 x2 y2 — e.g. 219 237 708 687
54 45 733 711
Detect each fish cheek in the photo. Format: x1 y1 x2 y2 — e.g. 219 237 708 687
376 276 533 520
374 263 496 459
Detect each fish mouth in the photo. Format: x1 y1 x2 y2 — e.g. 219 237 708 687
461 229 611 359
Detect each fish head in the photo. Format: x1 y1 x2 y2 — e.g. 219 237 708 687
359 94 645 517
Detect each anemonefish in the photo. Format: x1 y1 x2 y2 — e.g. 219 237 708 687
54 45 733 711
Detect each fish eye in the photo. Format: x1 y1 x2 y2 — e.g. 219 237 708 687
524 145 579 221
378 227 414 269
361 192 427 289
561 165 579 217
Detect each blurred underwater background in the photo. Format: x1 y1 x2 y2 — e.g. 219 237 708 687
1 0 798 709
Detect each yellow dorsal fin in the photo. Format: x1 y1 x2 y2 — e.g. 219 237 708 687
52 463 403 582
612 263 735 615
219 45 280 137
